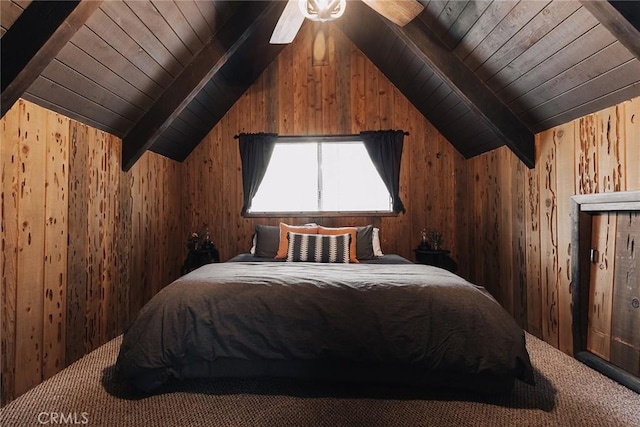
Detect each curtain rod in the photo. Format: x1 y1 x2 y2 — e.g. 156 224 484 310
233 132 410 139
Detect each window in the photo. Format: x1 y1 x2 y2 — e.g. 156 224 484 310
248 138 392 214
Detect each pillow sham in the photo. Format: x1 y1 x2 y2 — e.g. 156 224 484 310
317 226 358 263
372 227 384 256
254 225 281 258
275 223 319 259
286 232 351 263
355 225 375 260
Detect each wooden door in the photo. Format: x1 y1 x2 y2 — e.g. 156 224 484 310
587 212 640 376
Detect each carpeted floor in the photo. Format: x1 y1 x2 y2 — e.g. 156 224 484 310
1 333 639 426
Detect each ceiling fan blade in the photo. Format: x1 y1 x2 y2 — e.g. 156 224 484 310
270 0 306 44
361 0 424 27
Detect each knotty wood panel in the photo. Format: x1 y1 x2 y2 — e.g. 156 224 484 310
180 22 468 268
2 100 183 406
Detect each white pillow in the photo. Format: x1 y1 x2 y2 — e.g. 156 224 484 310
372 227 384 257
250 234 257 254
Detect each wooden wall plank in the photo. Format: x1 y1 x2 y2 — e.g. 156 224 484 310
537 127 559 347
588 213 616 360
66 121 88 366
454 130 471 280
1 99 20 405
264 55 279 133
322 25 337 135
42 112 68 379
484 150 501 301
408 108 426 263
86 129 103 352
624 98 640 190
498 148 514 315
141 154 152 305
103 133 118 341
597 106 624 194
128 155 143 317
116 153 131 334
350 43 365 132
525 161 542 339
512 150 527 328
277 41 294 135
577 113 598 195
390 87 412 259
555 121 576 355
293 23 310 135
14 100 47 396
334 25 350 134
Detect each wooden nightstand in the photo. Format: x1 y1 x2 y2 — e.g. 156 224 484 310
181 246 220 275
414 248 455 271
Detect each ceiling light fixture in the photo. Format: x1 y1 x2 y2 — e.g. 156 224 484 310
298 0 346 22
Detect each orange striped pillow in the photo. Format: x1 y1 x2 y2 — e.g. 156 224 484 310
275 223 319 259
317 226 359 263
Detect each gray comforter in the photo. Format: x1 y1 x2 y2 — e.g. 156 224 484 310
116 262 534 393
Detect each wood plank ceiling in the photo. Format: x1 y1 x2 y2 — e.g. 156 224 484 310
2 0 639 170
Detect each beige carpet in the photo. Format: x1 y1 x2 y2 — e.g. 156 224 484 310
1 333 639 427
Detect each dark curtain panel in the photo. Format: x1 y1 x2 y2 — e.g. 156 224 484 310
238 132 278 216
360 130 406 214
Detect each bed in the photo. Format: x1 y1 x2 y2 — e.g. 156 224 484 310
115 224 534 394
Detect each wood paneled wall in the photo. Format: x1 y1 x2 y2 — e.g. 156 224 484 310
1 100 183 405
180 22 469 275
465 97 640 355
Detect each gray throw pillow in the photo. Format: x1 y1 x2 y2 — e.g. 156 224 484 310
356 225 375 260
254 225 280 258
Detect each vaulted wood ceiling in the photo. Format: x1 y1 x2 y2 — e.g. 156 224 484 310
2 1 639 170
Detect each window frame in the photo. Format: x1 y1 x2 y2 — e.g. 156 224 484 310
244 134 397 218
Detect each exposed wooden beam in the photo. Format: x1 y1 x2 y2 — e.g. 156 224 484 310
580 1 640 61
389 11 535 167
1 0 102 118
121 1 283 171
